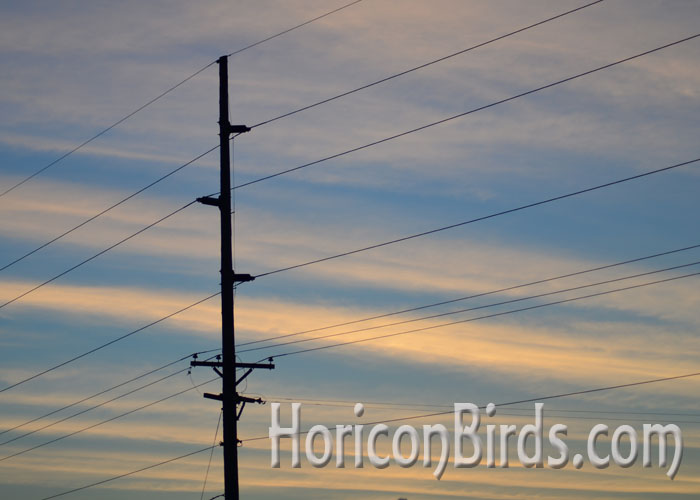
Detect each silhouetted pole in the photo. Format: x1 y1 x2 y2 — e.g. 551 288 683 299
193 56 270 500
217 54 239 500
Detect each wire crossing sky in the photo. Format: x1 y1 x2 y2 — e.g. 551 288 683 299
1 1 699 499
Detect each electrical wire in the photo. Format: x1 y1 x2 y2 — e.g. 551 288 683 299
242 369 700 443
0 376 219 462
0 200 198 310
254 157 699 278
234 33 700 191
0 349 219 436
200 410 223 500
0 0 365 200
0 293 219 394
0 65 216 200
34 368 699 499
0 366 189 447
262 398 700 425
38 445 217 500
0 2 604 273
0 146 218 273
237 242 700 348
6 36 698 304
227 0 364 58
250 0 605 129
269 270 700 358
241 260 700 354
265 395 700 418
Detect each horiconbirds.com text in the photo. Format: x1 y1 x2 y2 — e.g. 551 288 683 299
269 402 683 479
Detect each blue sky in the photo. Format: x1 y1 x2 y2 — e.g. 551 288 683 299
1 0 699 498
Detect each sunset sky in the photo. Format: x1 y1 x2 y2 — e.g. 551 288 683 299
1 0 699 499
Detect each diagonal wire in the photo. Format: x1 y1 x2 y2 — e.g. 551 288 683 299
242 370 700 442
251 0 605 128
270 270 700 358
0 293 219 394
0 65 216 199
0 350 209 437
238 242 700 347
200 410 223 500
241 260 700 353
0 146 218 273
227 0 365 58
0 376 219 462
254 158 700 278
1 0 365 199
235 33 700 190
38 445 217 500
0 200 197 310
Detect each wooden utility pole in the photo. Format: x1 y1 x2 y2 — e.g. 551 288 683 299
192 55 273 500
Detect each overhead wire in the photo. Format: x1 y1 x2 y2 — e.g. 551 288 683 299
38 445 217 500
237 242 700 347
0 0 365 199
253 157 699 278
35 368 700 499
250 0 605 129
240 260 700 354
234 33 700 191
269 270 700 358
2 153 696 312
2 30 698 400
0 366 191 447
241 369 700 443
0 146 218 273
0 293 219 394
5 24 696 281
0 200 198 310
261 398 700 425
200 410 223 500
0 376 219 462
4 32 698 306
264 395 700 418
0 349 219 436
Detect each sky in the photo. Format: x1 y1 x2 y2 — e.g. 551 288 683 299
0 0 699 498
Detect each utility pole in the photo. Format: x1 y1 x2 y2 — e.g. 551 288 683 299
192 55 274 500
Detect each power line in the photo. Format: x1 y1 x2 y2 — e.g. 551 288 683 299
8 30 697 296
264 395 700 418
270 270 700 358
0 200 198 310
4 154 697 393
0 64 216 200
0 376 219 462
6 157 697 394
241 260 700 354
35 369 700 499
242 370 700 442
234 33 700 191
262 398 700 425
200 410 223 500
0 362 202 447
0 0 365 199
38 445 217 500
0 146 218 273
0 293 219 394
0 2 605 274
250 0 605 128
254 158 699 278
226 0 365 58
238 242 700 348
0 351 212 438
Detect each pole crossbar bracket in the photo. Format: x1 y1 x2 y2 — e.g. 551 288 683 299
196 196 220 207
191 361 275 370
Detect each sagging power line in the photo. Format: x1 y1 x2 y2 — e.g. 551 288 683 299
0 0 365 199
